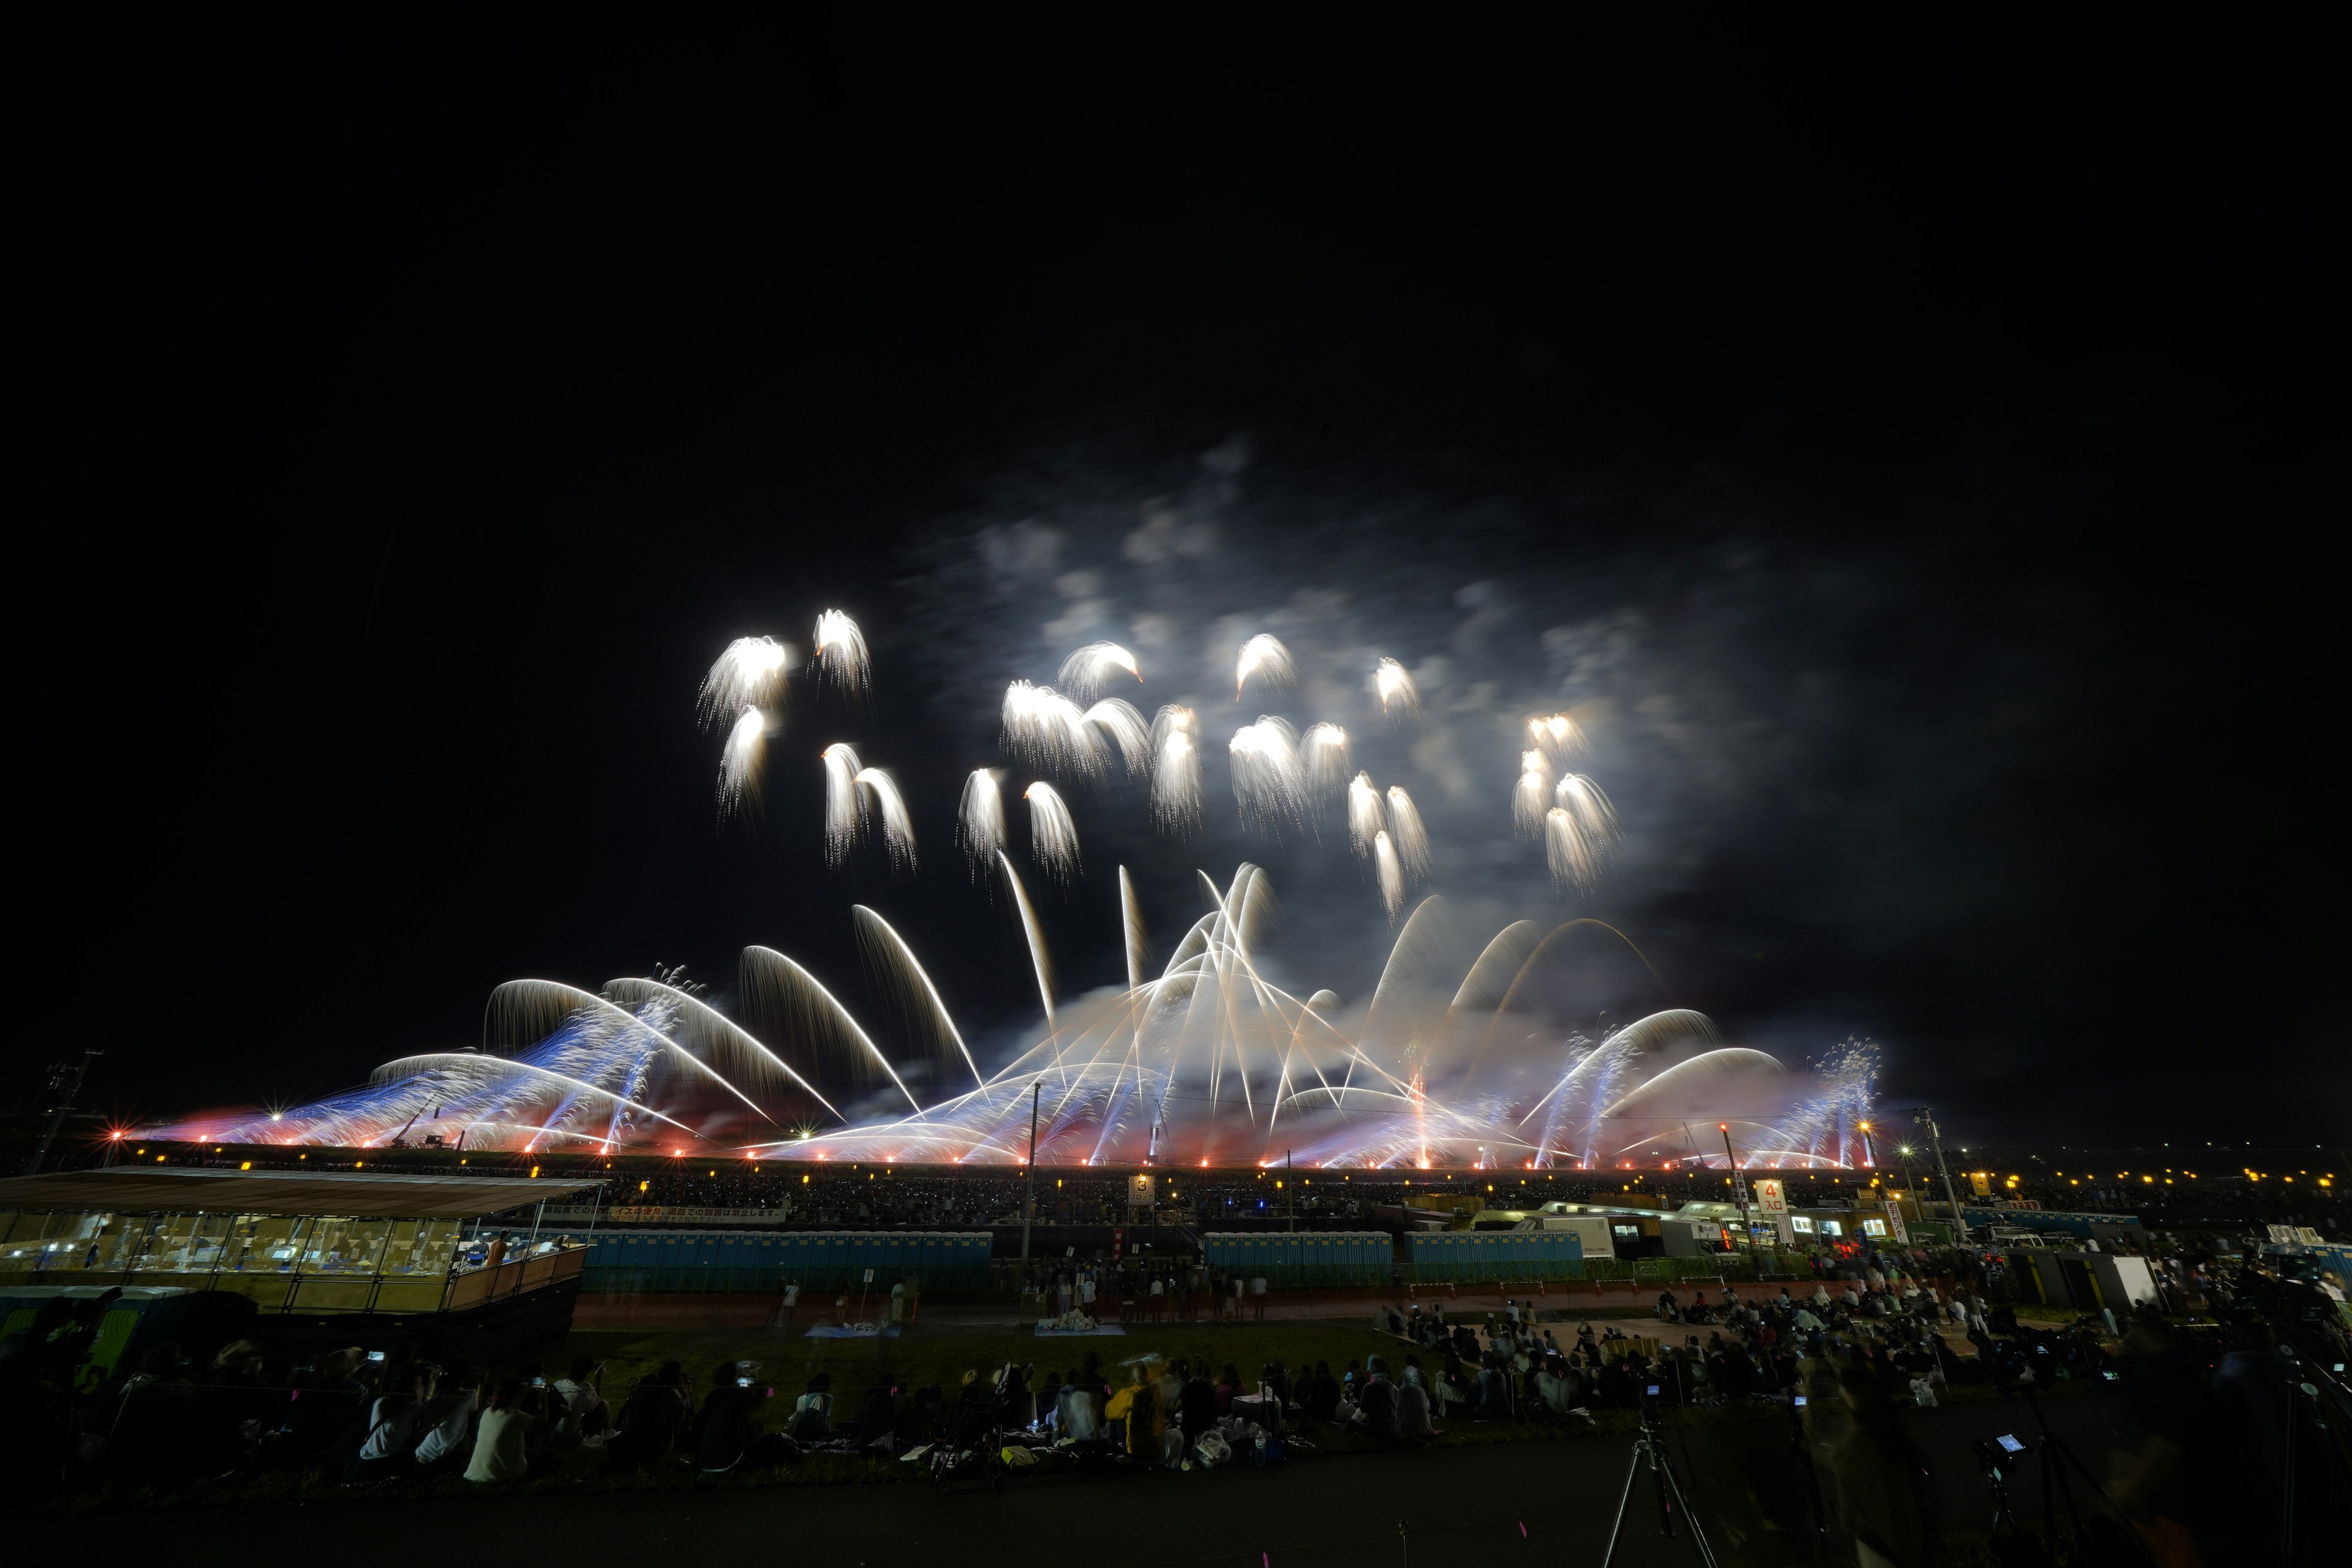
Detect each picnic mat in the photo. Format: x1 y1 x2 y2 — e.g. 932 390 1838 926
1035 1324 1128 1336
805 1324 905 1340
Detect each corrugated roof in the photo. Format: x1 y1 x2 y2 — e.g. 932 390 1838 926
0 1166 606 1219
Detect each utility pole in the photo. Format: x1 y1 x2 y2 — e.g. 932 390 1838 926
1911 1107 1967 1243
1719 1123 1754 1256
23 1049 100 1175
1019 1082 1041 1269
1287 1150 1295 1232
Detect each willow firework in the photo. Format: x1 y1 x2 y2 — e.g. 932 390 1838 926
813 611 869 696
821 743 864 867
1376 657 1421 718
1235 633 1295 698
1057 641 1142 704
1348 771 1385 856
1025 780 1081 881
1151 706 1202 835
957 768 1007 870
698 636 794 728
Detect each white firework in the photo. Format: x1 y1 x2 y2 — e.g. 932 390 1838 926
717 707 767 818
1375 657 1421 718
1528 712 1589 764
1057 641 1141 704
821 742 864 868
1229 715 1303 832
813 610 870 695
1513 748 1554 837
1347 771 1385 856
1553 772 1619 841
1001 681 1102 775
1082 698 1150 777
1545 805 1608 892
957 768 1006 871
1151 706 1202 835
1025 781 1081 881
1374 829 1404 918
1385 785 1432 881
1303 723 1352 797
698 636 795 729
1235 633 1295 698
853 767 916 873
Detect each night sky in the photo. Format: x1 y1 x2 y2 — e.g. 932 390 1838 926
20 18 2343 1148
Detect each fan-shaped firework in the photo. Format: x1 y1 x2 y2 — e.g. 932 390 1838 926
158 865 1879 1171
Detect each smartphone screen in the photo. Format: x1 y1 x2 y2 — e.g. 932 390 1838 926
1646 1385 1660 1396
366 1351 386 1362
2101 1370 2118 1381
1793 1395 1807 1407
532 1377 547 1388
1997 1434 2025 1455
737 1376 754 1388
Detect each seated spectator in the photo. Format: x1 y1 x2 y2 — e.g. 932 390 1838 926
409 1365 482 1476
348 1366 435 1482
606 1362 687 1468
552 1355 607 1444
850 1385 899 1450
1215 1363 1242 1414
1357 1356 1399 1442
1396 1362 1438 1440
693 1362 775 1471
1476 1353 1517 1421
1103 1365 1162 1466
1055 1370 1102 1440
208 1340 268 1389
1178 1363 1218 1452
785 1372 834 1440
463 1378 539 1482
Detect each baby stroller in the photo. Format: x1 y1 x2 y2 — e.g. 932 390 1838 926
929 1384 1008 1493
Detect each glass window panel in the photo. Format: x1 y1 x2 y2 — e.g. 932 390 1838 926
299 1218 353 1272
336 1219 391 1274
145 1213 205 1272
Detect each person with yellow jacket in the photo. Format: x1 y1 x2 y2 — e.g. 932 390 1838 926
1103 1364 1164 1466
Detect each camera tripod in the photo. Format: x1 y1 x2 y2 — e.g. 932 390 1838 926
1599 1403 1719 1568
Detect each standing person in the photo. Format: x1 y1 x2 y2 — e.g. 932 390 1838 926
1250 1273 1268 1320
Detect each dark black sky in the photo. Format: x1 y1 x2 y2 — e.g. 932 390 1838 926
18 16 2345 1148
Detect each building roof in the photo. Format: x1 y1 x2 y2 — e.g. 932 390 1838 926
0 1166 606 1220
